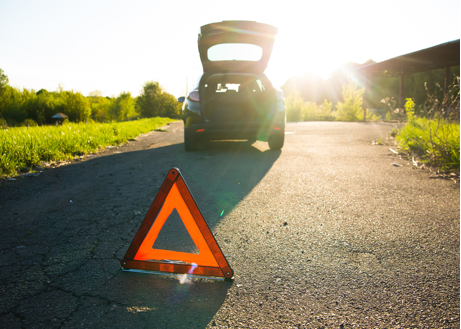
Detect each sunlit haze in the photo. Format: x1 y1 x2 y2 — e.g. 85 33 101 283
1 0 459 97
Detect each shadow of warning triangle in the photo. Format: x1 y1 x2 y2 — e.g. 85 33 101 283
121 168 233 279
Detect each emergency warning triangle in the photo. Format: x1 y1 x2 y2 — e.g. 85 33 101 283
121 168 233 279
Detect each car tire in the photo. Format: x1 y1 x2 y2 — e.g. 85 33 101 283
184 131 197 151
268 133 284 150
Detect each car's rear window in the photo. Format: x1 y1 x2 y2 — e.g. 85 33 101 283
207 43 263 62
206 77 265 94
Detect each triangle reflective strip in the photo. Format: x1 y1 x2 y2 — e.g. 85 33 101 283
134 182 219 267
121 168 233 279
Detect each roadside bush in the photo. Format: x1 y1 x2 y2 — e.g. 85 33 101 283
336 82 364 121
285 90 304 121
397 116 459 170
396 77 460 170
286 92 336 121
336 82 380 121
317 99 334 121
397 98 460 170
302 101 317 121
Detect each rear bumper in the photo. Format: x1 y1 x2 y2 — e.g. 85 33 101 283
185 120 284 141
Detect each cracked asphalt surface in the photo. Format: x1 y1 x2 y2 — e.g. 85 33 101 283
0 121 459 328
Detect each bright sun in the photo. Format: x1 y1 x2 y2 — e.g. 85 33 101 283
265 28 342 89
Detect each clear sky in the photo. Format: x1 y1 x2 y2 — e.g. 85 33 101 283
1 0 459 97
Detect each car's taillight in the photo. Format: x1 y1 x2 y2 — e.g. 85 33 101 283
188 90 199 102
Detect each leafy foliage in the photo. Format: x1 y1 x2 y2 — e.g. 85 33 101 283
88 94 111 122
0 68 8 93
107 92 137 121
0 69 182 127
137 81 163 118
397 115 460 170
404 98 415 121
137 81 182 119
285 90 304 121
396 79 460 171
285 90 335 122
335 82 364 121
335 82 380 122
281 63 460 121
318 99 333 119
20 119 38 127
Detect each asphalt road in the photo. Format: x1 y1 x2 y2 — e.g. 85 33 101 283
0 121 459 328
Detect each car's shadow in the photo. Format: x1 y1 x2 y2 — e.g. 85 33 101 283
0 138 280 327
99 140 280 327
0 134 280 327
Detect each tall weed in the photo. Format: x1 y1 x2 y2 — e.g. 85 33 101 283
397 99 460 170
396 77 460 171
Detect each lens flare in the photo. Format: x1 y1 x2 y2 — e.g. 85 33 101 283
178 263 198 284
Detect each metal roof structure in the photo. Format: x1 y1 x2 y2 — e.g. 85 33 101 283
356 39 460 76
51 113 68 119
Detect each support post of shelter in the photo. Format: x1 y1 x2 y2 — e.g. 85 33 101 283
444 66 450 96
399 71 405 116
444 66 451 118
362 73 370 122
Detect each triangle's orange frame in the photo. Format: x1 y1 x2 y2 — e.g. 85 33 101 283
121 168 233 279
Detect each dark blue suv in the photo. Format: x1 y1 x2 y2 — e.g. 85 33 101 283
179 21 285 151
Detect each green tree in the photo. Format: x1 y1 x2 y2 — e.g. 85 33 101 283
137 81 163 118
60 90 91 122
88 95 110 122
0 68 8 94
88 90 109 122
108 92 136 121
88 90 103 97
0 69 10 119
157 92 182 118
35 90 59 124
1 86 27 125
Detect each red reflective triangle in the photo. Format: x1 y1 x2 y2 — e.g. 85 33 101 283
121 168 233 279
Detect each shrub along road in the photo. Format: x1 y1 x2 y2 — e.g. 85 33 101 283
0 121 459 328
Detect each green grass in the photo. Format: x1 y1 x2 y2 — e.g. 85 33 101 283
0 117 176 178
397 117 460 171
